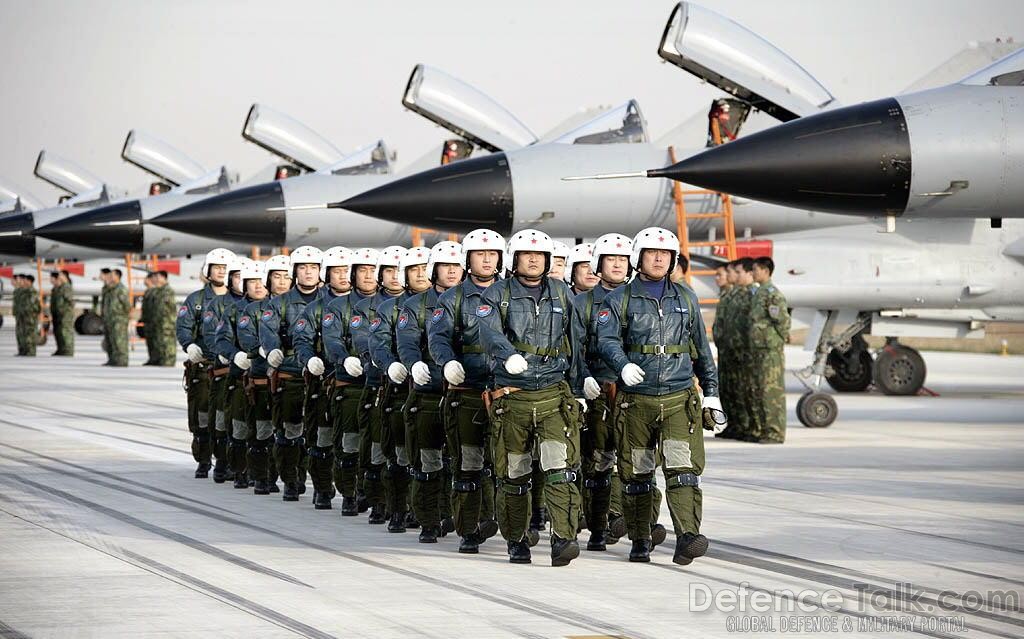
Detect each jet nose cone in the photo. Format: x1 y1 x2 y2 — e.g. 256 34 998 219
0 211 35 257
340 153 513 234
35 200 143 252
151 181 286 244
653 97 912 216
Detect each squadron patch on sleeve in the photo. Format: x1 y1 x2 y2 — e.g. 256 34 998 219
476 304 493 318
350 315 363 329
203 311 215 324
431 308 444 323
295 319 307 331
397 314 409 329
768 305 780 319
370 318 382 331
178 305 188 318
239 316 251 328
597 309 611 325
262 309 274 321
322 313 335 327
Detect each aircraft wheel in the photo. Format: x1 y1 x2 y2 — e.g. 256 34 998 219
873 344 926 396
79 311 104 335
825 347 873 392
797 392 837 428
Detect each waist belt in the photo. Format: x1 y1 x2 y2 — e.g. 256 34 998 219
277 371 298 380
626 344 688 355
212 366 230 376
484 386 522 403
333 379 354 387
512 342 560 358
251 378 269 386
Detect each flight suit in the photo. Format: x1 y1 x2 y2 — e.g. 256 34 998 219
476 277 584 547
208 290 245 482
50 280 75 356
750 279 791 443
237 296 276 493
260 287 320 499
428 280 498 544
176 284 227 471
101 282 129 366
370 290 415 528
597 278 719 547
215 293 258 488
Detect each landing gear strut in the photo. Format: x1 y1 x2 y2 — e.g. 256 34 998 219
825 333 873 393
794 312 872 428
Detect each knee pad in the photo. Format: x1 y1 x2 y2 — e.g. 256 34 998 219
539 440 568 472
283 421 304 440
545 468 578 486
666 472 701 490
460 445 485 472
624 479 655 496
420 448 444 474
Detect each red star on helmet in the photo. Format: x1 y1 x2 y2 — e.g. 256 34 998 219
482 237 488 242
657 236 665 242
530 238 537 244
615 243 622 248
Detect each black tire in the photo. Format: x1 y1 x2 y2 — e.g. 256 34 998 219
797 392 837 428
873 344 926 396
80 311 104 336
74 313 84 334
825 347 873 392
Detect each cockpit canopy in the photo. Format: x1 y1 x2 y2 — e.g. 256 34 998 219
323 140 393 175
959 48 1024 86
551 100 649 145
33 151 104 195
121 130 207 186
242 104 345 171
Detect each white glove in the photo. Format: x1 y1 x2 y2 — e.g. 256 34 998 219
306 356 325 376
411 361 431 386
576 398 588 413
233 351 251 370
218 355 229 365
343 356 363 377
620 363 646 387
702 395 728 433
186 343 204 363
388 362 408 384
443 360 466 385
504 353 528 375
266 348 284 368
583 376 601 400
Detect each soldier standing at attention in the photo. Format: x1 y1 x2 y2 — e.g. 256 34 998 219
729 258 759 442
750 256 791 444
177 248 236 478
597 227 725 565
14 274 40 356
149 271 177 366
141 272 157 364
209 259 249 484
50 270 75 356
100 268 129 367
713 262 738 439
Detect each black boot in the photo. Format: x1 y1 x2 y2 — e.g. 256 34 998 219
550 534 580 567
587 529 608 551
439 517 455 537
253 480 270 495
356 491 369 513
651 523 667 547
418 526 439 543
388 511 407 533
507 539 532 564
212 460 228 484
313 490 334 510
194 462 211 479
233 473 248 489
368 505 386 525
282 482 300 502
477 518 499 541
459 533 481 554
629 539 653 562
268 481 280 493
340 496 358 516
608 514 626 541
404 512 420 530
673 532 709 566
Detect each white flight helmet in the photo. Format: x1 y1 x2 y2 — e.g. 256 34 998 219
232 256 255 274
263 254 291 286
630 227 679 271
397 245 431 288
289 245 323 274
202 248 236 278
320 246 352 282
426 241 463 283
507 229 555 276
350 247 380 269
375 245 405 283
590 233 633 276
462 228 505 275
565 242 594 284
240 260 265 282
551 240 571 262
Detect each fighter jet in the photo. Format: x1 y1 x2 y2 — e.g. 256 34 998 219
566 6 1024 228
0 180 44 216
144 65 540 248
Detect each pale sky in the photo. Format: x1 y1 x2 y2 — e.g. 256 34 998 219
1 0 1021 204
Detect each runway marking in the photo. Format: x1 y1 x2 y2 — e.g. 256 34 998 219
6 399 179 433
0 416 186 456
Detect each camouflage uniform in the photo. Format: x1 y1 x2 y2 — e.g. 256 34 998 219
141 286 156 363
750 279 791 443
50 280 75 356
150 284 178 366
101 281 130 366
14 286 40 356
713 285 739 438
728 284 757 441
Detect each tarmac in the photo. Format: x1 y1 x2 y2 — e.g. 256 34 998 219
0 324 1022 639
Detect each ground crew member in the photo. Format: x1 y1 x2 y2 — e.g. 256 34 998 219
729 258 758 441
371 246 432 533
395 241 464 543
477 229 585 567
14 274 40 356
210 259 249 483
149 271 177 366
50 270 74 356
353 246 405 525
100 268 129 367
428 228 504 554
176 248 236 479
597 227 725 565
215 260 266 489
294 246 352 510
320 248 378 515
566 243 598 295
261 245 324 501
751 256 791 444
235 255 291 494
713 262 739 439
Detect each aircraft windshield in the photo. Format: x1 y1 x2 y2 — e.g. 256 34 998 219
122 130 206 186
658 2 834 121
403 64 537 152
325 140 393 175
0 183 42 211
34 151 104 195
551 100 649 144
242 104 345 171
959 48 1024 85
